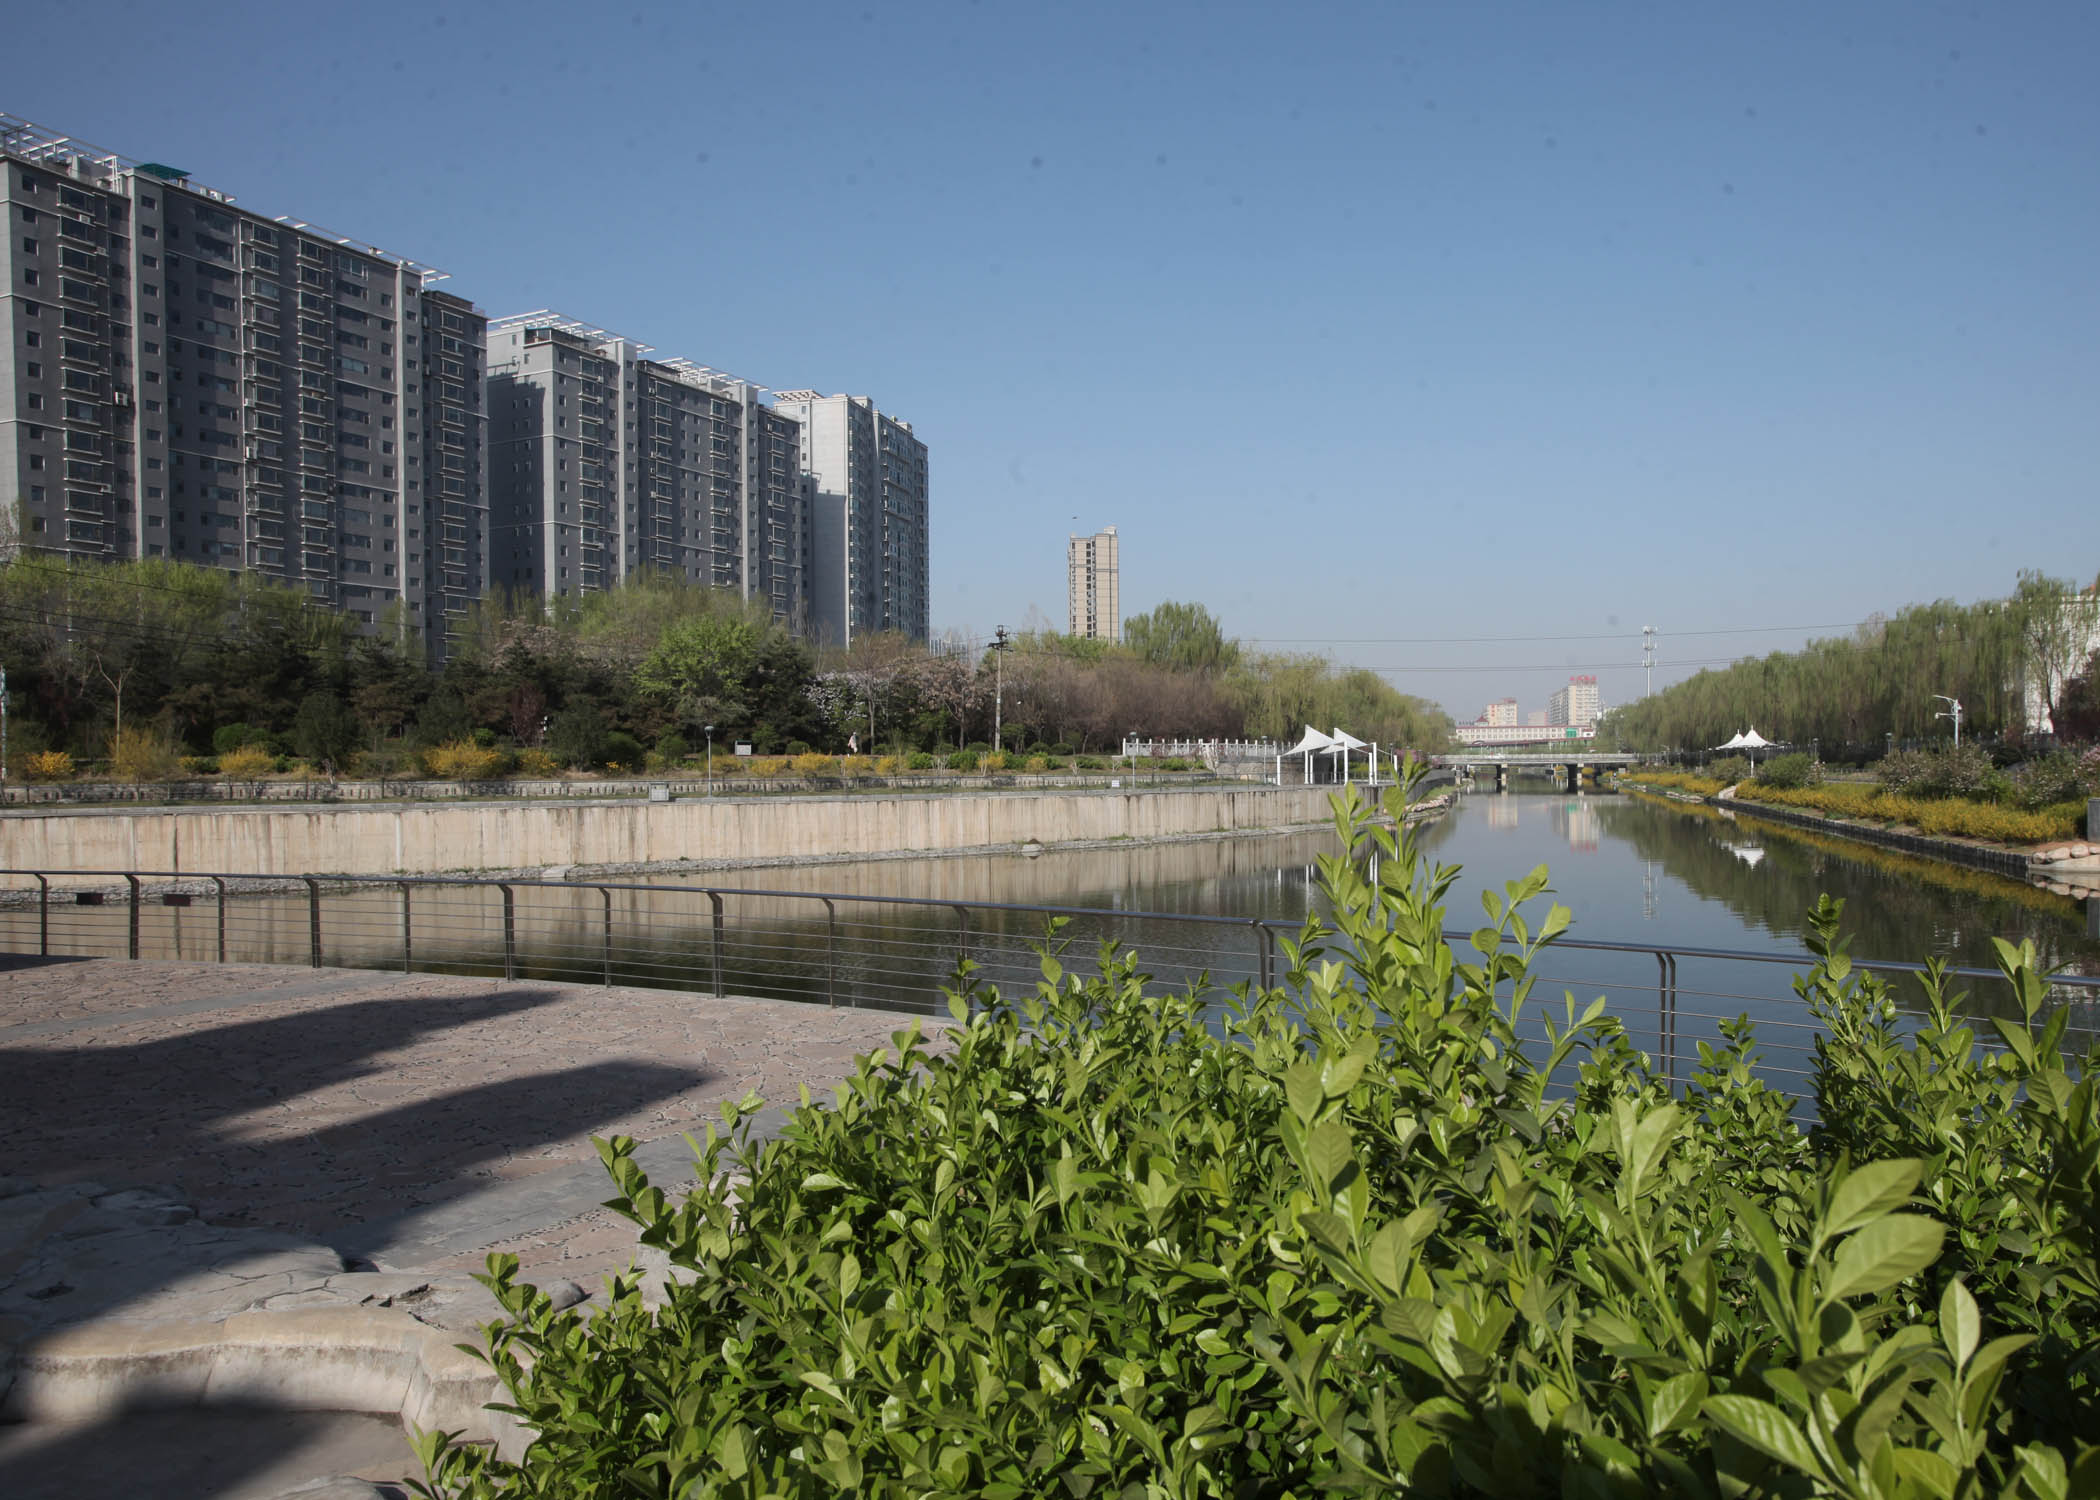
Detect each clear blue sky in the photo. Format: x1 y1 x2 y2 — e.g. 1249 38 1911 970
14 0 2097 720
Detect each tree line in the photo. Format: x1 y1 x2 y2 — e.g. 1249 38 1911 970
0 561 1452 770
1598 570 2100 755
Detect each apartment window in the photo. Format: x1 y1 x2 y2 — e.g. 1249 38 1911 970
21 237 36 255
25 362 39 377
22 269 38 286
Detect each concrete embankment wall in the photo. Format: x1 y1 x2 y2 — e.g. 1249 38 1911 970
0 786 1353 877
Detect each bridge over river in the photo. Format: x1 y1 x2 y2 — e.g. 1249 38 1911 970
1434 751 1641 787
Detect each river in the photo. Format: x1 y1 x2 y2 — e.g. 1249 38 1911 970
8 784 2097 1091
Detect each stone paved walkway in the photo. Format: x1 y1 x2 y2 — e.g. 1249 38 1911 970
0 956 942 1283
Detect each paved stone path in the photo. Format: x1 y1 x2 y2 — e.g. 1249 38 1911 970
0 955 938 1282
0 955 945 1496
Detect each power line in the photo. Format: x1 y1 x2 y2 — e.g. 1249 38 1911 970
1238 622 1869 646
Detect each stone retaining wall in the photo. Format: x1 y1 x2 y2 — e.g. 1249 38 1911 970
0 785 1349 877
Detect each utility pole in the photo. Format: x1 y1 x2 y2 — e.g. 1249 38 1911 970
1642 625 1657 698
991 626 1011 753
1 664 8 790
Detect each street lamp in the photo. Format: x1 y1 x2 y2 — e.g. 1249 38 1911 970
1932 695 1962 747
704 724 715 797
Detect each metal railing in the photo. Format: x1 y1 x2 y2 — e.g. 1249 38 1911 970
4 868 2097 1093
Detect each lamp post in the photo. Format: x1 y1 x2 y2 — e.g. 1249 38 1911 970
1932 695 1963 747
704 724 715 797
991 626 1010 754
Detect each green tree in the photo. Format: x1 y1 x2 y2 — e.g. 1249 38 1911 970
1123 600 1241 674
292 691 360 772
637 613 764 732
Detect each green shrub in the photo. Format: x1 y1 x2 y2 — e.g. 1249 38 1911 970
212 722 264 755
945 749 979 772
417 777 2096 1500
1159 756 1191 772
656 732 691 765
964 741 991 754
1075 754 1105 770
547 706 611 770
1706 753 1751 783
2009 750 2088 810
1754 751 1819 790
1049 742 1074 756
785 740 814 756
603 731 646 772
1879 743 1995 799
905 751 936 771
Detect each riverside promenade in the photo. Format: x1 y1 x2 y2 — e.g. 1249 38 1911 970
0 954 937 1498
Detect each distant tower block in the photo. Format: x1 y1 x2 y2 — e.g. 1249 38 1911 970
1067 525 1120 642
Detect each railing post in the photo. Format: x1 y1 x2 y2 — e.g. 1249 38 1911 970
36 874 49 956
125 874 141 960
952 904 971 972
822 897 838 1008
399 882 412 973
598 887 613 986
212 877 227 963
303 877 322 968
1253 920 1275 993
708 893 725 998
498 883 516 981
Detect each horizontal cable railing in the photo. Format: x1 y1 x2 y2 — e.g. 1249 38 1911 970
3 869 2096 1093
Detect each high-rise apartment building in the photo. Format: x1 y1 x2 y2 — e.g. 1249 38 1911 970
1548 675 1602 727
1066 525 1120 643
769 391 929 645
0 115 487 659
486 314 809 624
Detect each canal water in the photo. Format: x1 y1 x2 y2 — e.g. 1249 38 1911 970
8 784 2097 1092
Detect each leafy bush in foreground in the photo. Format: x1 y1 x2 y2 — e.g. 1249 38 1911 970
414 777 2099 1499
1755 751 1821 790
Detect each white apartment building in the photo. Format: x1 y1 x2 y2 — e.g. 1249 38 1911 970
1067 525 1120 643
1548 675 1602 727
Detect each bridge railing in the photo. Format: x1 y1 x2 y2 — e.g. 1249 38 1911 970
4 867 2094 1094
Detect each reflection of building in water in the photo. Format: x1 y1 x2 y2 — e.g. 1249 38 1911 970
1486 796 1521 831
1553 798 1600 852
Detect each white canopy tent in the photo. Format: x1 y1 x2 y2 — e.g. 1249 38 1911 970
1277 726 1388 786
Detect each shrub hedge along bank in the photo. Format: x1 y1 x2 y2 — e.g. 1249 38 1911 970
413 777 2099 1499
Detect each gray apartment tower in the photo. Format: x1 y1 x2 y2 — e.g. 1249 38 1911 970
0 115 488 659
485 314 809 623
768 391 929 645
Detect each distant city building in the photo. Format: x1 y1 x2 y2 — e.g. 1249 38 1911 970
771 391 929 644
1549 675 1602 728
486 314 808 625
1067 525 1120 643
1453 721 1597 747
1481 698 1519 726
1527 710 1548 727
2019 586 2100 735
0 113 487 659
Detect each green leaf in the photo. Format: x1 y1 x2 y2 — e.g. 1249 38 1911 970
1940 1277 1979 1372
1823 1214 1945 1304
1284 1060 1324 1124
1820 1158 1922 1242
1320 1040 1372 1099
1649 1372 1707 1438
800 1172 848 1192
1704 1395 1826 1479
